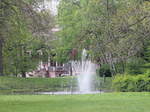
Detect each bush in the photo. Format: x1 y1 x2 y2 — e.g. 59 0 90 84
125 57 146 75
112 73 150 92
97 64 114 77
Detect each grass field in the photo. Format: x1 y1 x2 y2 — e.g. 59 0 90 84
0 93 150 112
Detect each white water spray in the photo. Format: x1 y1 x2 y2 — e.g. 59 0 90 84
72 49 96 93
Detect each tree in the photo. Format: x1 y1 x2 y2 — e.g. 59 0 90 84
57 0 150 75
0 0 16 76
1 0 55 77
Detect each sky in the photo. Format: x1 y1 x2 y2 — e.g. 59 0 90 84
44 0 59 15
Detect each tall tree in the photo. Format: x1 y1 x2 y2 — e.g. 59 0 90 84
1 0 55 77
57 0 150 74
0 0 14 76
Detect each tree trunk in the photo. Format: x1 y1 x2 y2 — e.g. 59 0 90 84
0 40 3 76
22 71 26 78
70 63 72 76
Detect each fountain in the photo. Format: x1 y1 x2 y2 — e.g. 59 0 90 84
71 49 97 93
26 1 102 95
31 49 101 95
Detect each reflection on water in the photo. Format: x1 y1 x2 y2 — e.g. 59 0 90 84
36 91 104 95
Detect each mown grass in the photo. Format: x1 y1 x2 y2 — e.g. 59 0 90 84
0 93 149 112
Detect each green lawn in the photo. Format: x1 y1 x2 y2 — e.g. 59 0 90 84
0 93 150 112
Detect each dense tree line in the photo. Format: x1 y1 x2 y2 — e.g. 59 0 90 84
0 0 150 77
56 0 150 76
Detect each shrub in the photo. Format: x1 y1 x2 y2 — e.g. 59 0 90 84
145 70 150 77
97 64 114 77
112 74 150 92
126 57 146 75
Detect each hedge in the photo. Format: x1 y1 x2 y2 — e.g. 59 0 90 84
0 76 112 94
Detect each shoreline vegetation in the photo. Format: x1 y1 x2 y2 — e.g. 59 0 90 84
0 76 112 94
0 73 150 94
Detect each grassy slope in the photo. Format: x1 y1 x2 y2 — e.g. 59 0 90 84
0 93 150 112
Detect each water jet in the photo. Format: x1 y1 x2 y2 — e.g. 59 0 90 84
71 49 97 93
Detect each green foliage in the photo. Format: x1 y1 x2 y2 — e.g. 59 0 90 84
53 47 71 63
144 43 150 62
0 76 78 93
2 6 39 75
0 76 112 94
97 64 114 77
112 74 150 92
0 0 55 76
57 0 150 74
145 70 150 77
140 41 150 72
125 57 146 75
